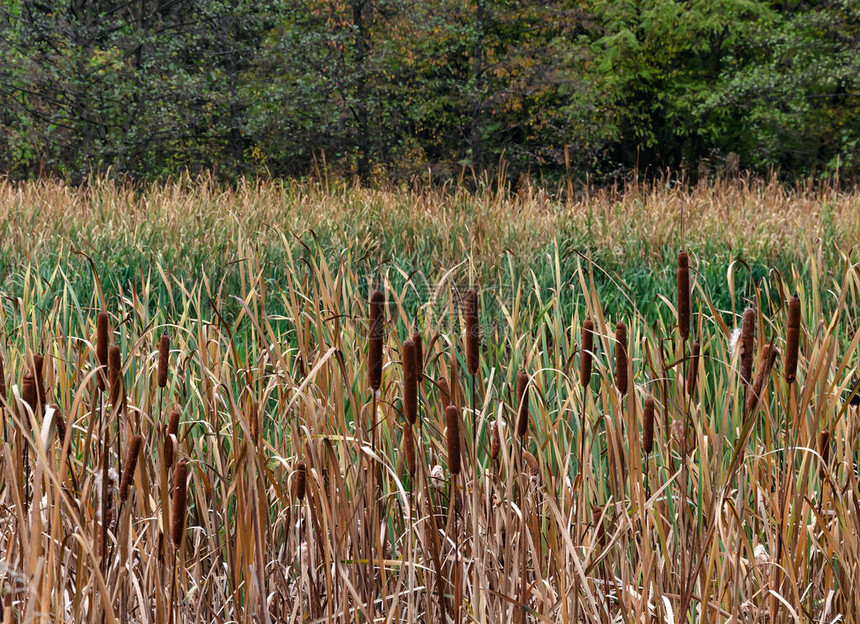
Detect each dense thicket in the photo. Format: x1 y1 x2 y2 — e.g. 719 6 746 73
0 0 857 182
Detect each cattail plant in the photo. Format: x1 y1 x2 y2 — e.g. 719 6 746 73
402 339 417 424
818 430 830 480
464 288 479 376
522 450 540 482
158 333 170 388
21 371 37 414
643 396 655 456
615 322 628 396
97 312 109 392
740 307 756 386
109 345 123 407
490 421 501 461
119 435 143 502
50 403 66 444
746 345 779 415
785 294 801 384
368 290 385 393
295 460 307 501
580 318 594 388
516 370 529 439
171 459 188 549
686 341 701 395
677 251 690 340
32 354 46 407
446 404 461 476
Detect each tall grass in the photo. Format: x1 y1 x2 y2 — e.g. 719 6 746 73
0 183 858 622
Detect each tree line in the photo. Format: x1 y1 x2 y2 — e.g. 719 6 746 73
0 0 857 183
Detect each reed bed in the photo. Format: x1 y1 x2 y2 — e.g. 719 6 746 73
0 226 859 623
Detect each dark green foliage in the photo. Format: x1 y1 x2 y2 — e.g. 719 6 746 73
0 0 857 182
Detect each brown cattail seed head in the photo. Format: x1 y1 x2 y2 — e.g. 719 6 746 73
643 396 655 455
580 318 594 388
740 307 756 385
516 370 530 438
411 331 423 384
368 290 385 391
490 421 501 460
165 409 181 468
109 346 122 406
523 450 540 481
686 341 701 395
818 430 830 480
615 322 628 396
0 352 6 402
96 312 109 391
21 372 37 414
295 460 307 501
402 339 417 424
464 288 479 376
119 435 143 502
746 345 778 415
32 354 46 406
403 420 416 477
158 333 170 388
677 252 690 340
445 404 461 476
171 459 188 548
785 294 801 384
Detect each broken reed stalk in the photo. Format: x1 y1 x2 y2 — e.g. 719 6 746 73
677 251 690 340
686 341 701 396
615 322 628 396
580 318 594 388
740 307 756 387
